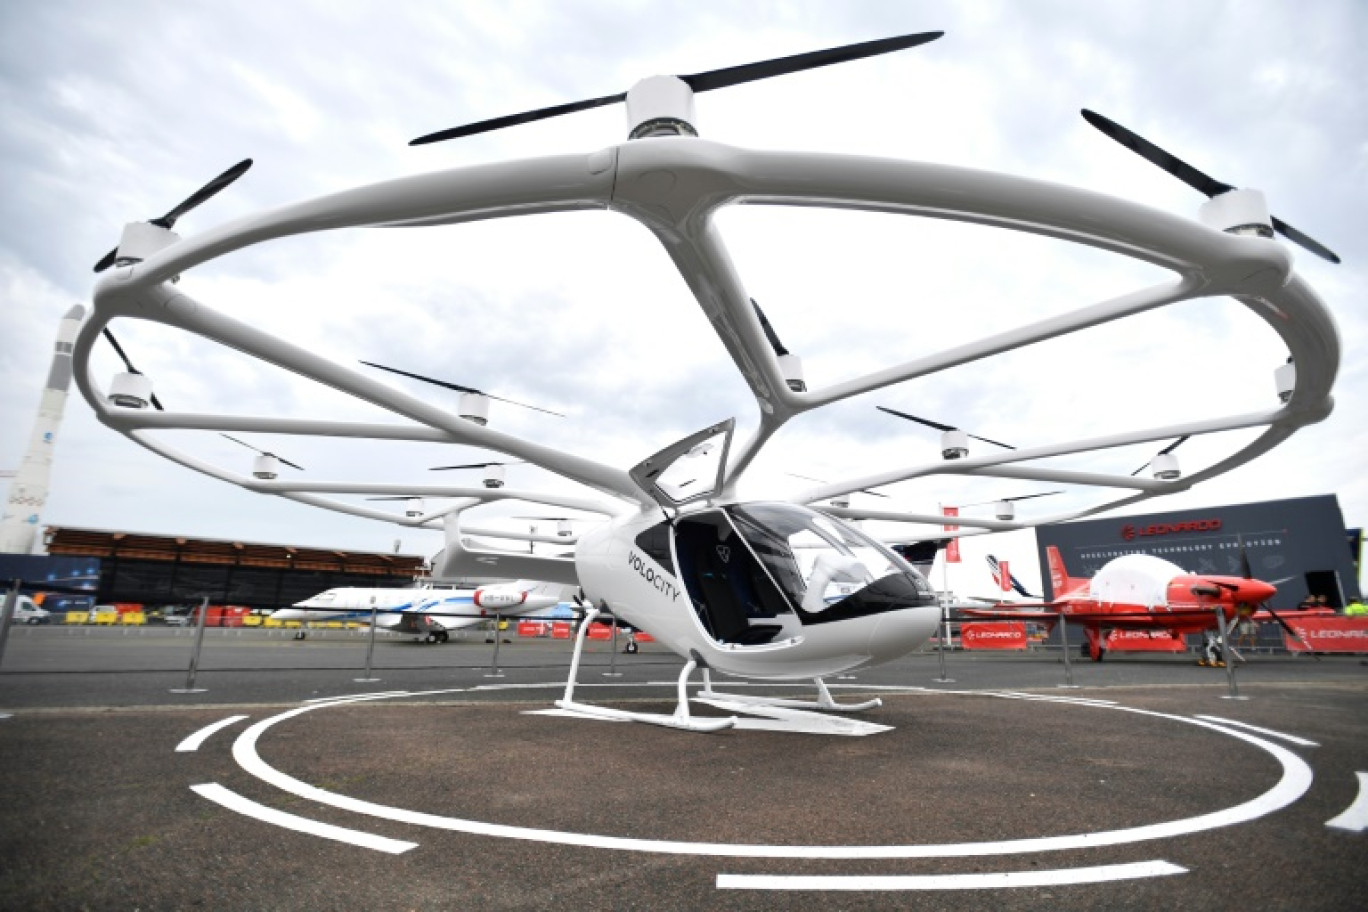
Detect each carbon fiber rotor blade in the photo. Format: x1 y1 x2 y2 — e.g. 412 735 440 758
1270 215 1341 264
429 461 521 471
1130 435 1190 476
680 31 943 92
877 406 1015 449
361 361 564 416
101 328 164 410
409 31 942 145
1081 110 1233 197
153 159 253 228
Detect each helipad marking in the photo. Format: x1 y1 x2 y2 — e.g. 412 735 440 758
176 714 249 752
717 860 1188 890
191 782 417 854
222 689 1314 859
1194 715 1319 747
1325 772 1368 832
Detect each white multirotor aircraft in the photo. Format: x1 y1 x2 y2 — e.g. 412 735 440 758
74 31 1339 732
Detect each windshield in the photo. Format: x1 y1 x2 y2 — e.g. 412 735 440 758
729 503 931 612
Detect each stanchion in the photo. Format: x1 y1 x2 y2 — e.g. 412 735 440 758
1215 607 1247 700
356 601 380 683
485 613 504 678
933 600 954 683
0 579 20 670
1057 614 1079 688
171 596 210 694
603 618 622 677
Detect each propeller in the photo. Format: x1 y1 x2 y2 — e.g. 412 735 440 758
788 473 889 499
961 491 1062 508
102 328 164 411
877 406 1015 450
94 159 253 272
410 31 943 145
1130 436 1189 476
360 361 564 417
752 299 789 357
1232 533 1318 659
428 460 523 472
1080 110 1340 264
220 433 304 471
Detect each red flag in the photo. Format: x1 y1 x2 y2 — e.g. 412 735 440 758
999 559 1012 592
946 538 961 563
942 506 959 532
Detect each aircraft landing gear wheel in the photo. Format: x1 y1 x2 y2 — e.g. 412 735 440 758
294 630 307 640
438 631 449 644
425 632 439 644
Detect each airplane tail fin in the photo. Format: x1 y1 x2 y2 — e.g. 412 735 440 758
1045 546 1085 598
986 554 1037 599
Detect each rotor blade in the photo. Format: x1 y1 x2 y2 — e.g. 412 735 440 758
360 360 480 394
680 31 944 93
877 406 1015 449
1081 110 1234 198
1005 490 1063 503
275 456 306 472
408 31 942 146
102 328 137 374
429 461 520 471
220 433 263 455
1270 215 1341 264
93 247 119 273
751 299 789 356
367 496 421 501
152 159 254 229
361 361 564 417
410 92 627 145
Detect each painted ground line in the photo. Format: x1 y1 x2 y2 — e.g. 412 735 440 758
226 693 1313 859
176 715 249 752
190 783 417 854
1194 715 1319 747
1325 772 1368 833
717 860 1188 891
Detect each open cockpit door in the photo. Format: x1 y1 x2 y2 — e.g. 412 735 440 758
629 418 734 510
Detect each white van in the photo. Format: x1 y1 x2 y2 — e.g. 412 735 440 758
8 595 51 624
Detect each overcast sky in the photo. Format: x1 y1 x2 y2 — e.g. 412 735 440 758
2 0 1364 596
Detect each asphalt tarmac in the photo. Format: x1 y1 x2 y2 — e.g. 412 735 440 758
1 626 1365 911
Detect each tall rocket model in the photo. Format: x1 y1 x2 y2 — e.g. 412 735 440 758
0 304 85 554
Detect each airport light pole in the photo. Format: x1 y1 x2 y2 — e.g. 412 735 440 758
356 596 380 683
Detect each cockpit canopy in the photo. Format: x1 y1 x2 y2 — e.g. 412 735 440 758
638 501 936 646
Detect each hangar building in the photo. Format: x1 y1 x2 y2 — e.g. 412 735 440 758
1035 494 1362 609
7 527 433 611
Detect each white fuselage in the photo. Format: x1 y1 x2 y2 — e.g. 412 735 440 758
574 505 940 680
270 580 562 632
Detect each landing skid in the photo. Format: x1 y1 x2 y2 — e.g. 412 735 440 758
698 669 882 713
553 608 737 733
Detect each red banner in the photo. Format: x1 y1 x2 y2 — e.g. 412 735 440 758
587 622 614 640
1281 617 1368 653
517 621 549 637
942 506 959 532
551 621 573 639
1105 629 1186 652
961 622 1028 650
998 559 1011 592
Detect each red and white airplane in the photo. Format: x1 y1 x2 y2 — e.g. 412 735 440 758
960 546 1277 661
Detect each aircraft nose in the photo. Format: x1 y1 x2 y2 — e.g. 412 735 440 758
1244 580 1277 603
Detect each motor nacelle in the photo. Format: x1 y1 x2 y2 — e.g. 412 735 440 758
108 371 153 409
473 588 526 610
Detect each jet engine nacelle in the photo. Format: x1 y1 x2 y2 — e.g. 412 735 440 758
473 588 527 610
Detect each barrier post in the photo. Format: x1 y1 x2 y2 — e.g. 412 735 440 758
0 579 20 671
485 613 504 678
933 600 953 683
603 619 622 677
1057 614 1078 688
171 596 210 694
356 599 380 683
1215 607 1246 700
